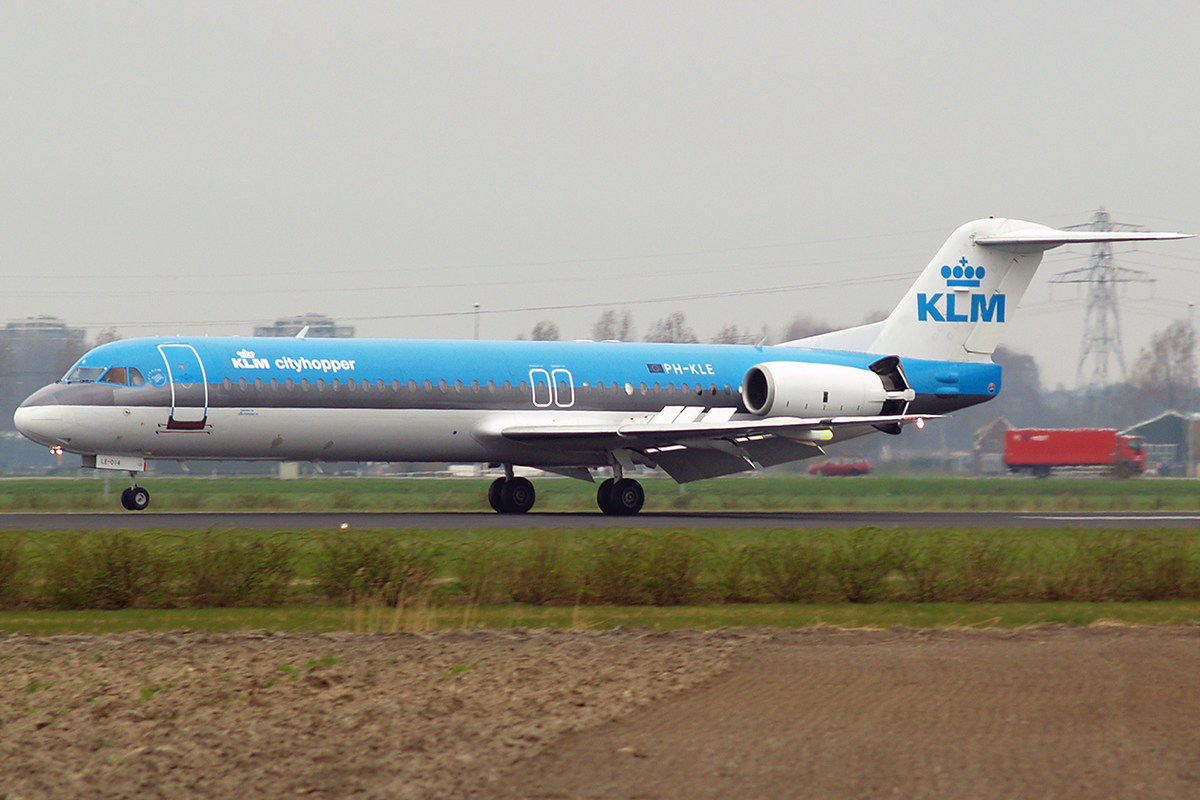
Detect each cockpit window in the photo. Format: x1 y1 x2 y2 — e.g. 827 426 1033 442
100 367 128 385
64 366 106 383
64 365 147 386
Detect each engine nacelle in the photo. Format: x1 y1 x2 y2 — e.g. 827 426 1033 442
741 361 902 418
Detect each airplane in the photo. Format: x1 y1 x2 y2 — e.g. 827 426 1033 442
13 218 1191 514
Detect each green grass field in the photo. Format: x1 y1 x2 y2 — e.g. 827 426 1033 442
3 473 1200 513
3 601 1199 637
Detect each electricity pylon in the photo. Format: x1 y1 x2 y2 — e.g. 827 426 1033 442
1048 208 1155 421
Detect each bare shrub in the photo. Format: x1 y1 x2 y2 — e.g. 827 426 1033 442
827 528 903 603
315 535 442 607
900 539 955 602
453 541 512 604
178 532 296 606
957 535 1018 602
715 545 757 603
582 533 647 605
42 534 172 609
642 533 707 606
1074 533 1195 602
509 534 574 605
750 537 828 602
0 538 26 606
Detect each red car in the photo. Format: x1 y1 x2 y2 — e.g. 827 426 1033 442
808 457 872 476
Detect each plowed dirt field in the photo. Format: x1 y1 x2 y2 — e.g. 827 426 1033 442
3 625 1198 799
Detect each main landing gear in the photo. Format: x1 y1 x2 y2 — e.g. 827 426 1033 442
488 466 536 514
486 465 645 516
120 473 150 511
595 477 644 516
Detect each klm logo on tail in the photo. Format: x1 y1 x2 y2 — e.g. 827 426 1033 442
917 258 1005 323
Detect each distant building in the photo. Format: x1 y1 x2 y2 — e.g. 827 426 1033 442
253 313 355 339
1122 410 1200 478
972 416 1013 474
0 316 87 432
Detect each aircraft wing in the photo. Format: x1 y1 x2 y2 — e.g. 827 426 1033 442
498 407 935 483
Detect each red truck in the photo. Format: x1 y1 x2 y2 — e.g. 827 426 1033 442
1003 428 1146 478
808 456 872 476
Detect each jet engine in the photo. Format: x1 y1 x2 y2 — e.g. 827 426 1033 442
741 356 914 418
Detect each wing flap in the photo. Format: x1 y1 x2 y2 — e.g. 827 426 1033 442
494 412 935 483
648 448 755 483
501 413 935 446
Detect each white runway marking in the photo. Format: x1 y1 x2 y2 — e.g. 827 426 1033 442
1020 514 1200 522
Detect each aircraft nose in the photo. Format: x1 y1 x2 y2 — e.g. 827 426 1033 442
13 403 74 448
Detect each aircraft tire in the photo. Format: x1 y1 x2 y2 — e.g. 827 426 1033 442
611 478 644 516
120 488 133 510
501 477 535 514
488 477 507 513
129 487 150 511
596 478 616 515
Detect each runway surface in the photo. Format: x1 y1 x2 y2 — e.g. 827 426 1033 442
4 509 1200 530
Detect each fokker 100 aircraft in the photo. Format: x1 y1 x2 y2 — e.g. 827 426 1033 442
14 218 1191 514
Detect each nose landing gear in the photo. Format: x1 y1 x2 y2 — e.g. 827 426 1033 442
120 473 150 511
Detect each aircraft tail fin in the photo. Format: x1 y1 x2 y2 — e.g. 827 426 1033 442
791 218 1190 362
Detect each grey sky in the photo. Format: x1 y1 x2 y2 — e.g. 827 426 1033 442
4 1 1198 389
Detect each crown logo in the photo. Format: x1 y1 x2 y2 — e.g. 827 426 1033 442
940 257 984 288
237 349 256 359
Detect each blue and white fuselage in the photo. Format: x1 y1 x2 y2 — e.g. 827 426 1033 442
15 336 996 465
14 218 1191 514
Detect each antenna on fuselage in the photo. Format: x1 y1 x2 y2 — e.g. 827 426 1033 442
295 326 310 339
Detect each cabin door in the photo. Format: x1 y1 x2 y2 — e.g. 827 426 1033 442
158 344 209 430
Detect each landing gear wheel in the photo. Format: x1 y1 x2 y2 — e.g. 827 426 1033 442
610 478 644 516
596 478 617 515
120 488 134 510
488 477 507 513
128 487 150 511
500 476 535 514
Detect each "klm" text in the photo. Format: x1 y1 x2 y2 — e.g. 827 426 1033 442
916 293 1005 323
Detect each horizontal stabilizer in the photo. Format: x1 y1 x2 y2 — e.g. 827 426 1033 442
976 228 1191 254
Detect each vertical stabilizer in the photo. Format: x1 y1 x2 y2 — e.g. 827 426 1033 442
869 219 1041 361
804 218 1191 362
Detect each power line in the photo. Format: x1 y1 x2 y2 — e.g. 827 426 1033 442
6 229 947 283
3 249 931 299
65 271 920 330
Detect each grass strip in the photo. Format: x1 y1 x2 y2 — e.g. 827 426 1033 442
2 602 1198 636
5 474 1200 513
